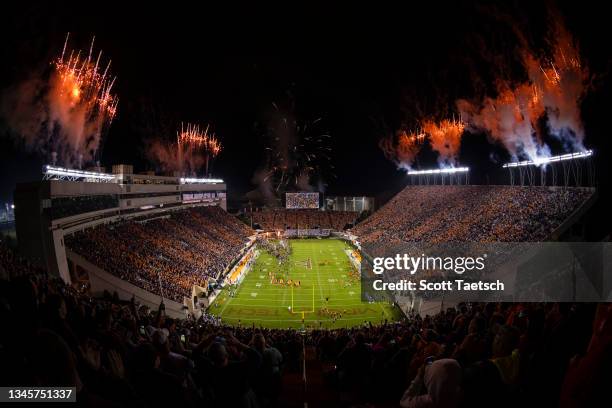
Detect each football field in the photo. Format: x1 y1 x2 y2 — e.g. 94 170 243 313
208 239 403 329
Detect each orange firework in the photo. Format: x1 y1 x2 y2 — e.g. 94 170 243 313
53 33 118 123
177 123 222 157
456 11 588 162
527 19 587 144
379 128 425 170
422 118 465 165
458 82 543 160
177 122 222 175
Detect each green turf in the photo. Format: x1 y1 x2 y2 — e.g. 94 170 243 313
208 238 403 329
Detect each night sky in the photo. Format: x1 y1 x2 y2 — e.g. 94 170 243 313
2 1 611 236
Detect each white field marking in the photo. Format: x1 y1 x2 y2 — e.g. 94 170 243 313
236 284 350 289
312 242 325 300
381 305 389 320
259 275 264 279
218 290 234 316
221 296 367 303
238 287 359 295
250 292 258 297
256 283 262 287
219 316 382 322
228 290 359 297
230 293 357 299
281 245 289 309
218 302 374 308
242 281 345 286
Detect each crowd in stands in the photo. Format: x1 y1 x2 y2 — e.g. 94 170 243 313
1 185 604 407
1 267 609 408
353 186 593 252
283 229 331 238
0 238 45 280
256 237 292 264
248 209 358 231
66 206 252 303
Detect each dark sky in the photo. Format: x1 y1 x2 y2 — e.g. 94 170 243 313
2 1 612 231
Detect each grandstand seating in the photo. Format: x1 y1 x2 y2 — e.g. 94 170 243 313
352 186 593 252
0 183 606 407
248 208 358 231
66 205 253 302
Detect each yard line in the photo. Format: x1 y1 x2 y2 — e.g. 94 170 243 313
208 238 400 329
221 302 373 307
220 316 379 322
312 241 325 301
218 292 233 317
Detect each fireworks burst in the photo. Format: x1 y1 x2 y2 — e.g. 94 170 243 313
528 20 587 149
1 33 119 168
458 82 547 161
54 33 119 122
48 33 119 166
378 128 426 170
379 117 467 169
422 118 465 166
261 105 333 193
457 13 588 163
380 9 588 170
176 122 222 176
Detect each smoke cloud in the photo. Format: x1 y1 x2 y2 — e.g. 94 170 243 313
248 99 332 205
378 129 425 170
422 119 465 166
0 36 117 168
381 8 589 168
457 12 588 162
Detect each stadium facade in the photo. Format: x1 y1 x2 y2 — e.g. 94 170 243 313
14 164 227 303
324 195 375 212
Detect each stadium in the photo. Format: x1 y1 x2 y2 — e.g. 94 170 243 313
1 2 611 408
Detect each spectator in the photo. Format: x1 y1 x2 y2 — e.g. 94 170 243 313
66 206 253 302
400 358 462 408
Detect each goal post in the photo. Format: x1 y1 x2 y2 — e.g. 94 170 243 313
290 284 315 314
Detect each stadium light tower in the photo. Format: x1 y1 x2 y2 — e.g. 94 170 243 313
407 167 470 185
42 165 116 183
502 150 593 168
502 150 594 187
407 167 469 175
